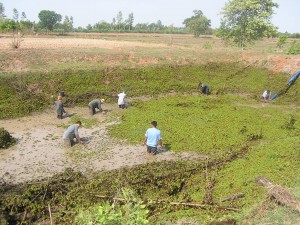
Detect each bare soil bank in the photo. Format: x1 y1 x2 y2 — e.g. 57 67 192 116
0 35 299 74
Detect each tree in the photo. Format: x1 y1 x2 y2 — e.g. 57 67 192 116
1 19 23 48
62 16 73 32
156 20 164 31
111 17 116 30
13 8 19 21
217 0 278 48
125 13 134 31
86 24 92 32
116 11 123 30
21 12 26 21
94 20 111 32
38 10 62 31
183 10 211 37
0 2 5 18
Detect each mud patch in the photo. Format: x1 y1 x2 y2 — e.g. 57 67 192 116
0 104 203 184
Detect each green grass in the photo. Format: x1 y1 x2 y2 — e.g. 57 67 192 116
1 62 300 224
108 94 300 154
106 94 300 223
0 63 294 119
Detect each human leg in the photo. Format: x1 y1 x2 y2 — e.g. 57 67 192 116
147 146 158 155
63 138 72 147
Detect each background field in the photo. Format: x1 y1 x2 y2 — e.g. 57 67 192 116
0 33 299 74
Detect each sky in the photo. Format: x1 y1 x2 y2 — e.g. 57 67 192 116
1 0 300 33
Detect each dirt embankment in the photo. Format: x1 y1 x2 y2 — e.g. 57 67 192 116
0 35 299 74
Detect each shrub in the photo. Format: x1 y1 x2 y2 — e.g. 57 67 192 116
281 115 296 130
203 41 213 49
74 188 149 225
276 35 288 48
0 127 16 149
287 41 300 55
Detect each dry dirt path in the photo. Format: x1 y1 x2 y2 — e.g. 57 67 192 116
0 103 202 185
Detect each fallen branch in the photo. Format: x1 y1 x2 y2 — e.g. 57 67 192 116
255 176 300 213
48 204 53 225
219 193 245 203
94 195 239 212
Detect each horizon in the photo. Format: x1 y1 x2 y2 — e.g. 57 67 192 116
1 0 299 33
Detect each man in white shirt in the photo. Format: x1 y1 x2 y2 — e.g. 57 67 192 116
143 121 163 155
261 90 271 101
118 91 126 109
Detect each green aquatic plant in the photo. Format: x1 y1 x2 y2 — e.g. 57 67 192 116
0 127 16 149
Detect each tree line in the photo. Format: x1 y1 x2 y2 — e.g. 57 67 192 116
0 0 299 49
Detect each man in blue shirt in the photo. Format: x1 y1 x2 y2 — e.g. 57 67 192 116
143 121 163 155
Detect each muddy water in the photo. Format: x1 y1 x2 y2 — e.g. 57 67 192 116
0 104 201 184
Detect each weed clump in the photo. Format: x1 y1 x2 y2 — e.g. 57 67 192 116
281 115 296 130
287 41 300 55
0 128 16 149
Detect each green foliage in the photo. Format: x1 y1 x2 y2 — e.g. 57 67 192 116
38 10 62 31
0 2 5 18
281 114 296 130
203 41 213 49
108 95 297 155
68 114 99 128
75 202 123 224
75 188 149 225
276 35 288 48
0 18 18 31
1 63 300 224
217 0 278 48
1 162 196 224
183 10 211 37
287 41 300 55
0 63 292 119
0 127 15 148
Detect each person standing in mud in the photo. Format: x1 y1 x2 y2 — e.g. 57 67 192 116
143 121 163 155
261 90 271 101
63 121 82 147
117 91 126 109
88 99 104 115
52 95 66 119
198 82 210 95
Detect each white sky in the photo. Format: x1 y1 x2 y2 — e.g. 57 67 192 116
1 0 299 33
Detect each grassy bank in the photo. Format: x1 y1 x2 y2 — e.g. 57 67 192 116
0 63 294 119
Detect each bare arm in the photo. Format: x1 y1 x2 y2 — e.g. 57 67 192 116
158 139 163 148
75 127 82 144
143 136 147 145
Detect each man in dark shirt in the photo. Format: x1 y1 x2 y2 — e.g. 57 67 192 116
88 99 104 115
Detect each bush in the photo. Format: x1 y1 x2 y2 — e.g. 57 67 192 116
74 188 149 225
0 127 16 149
203 41 213 49
276 35 288 48
281 115 296 130
287 41 300 55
